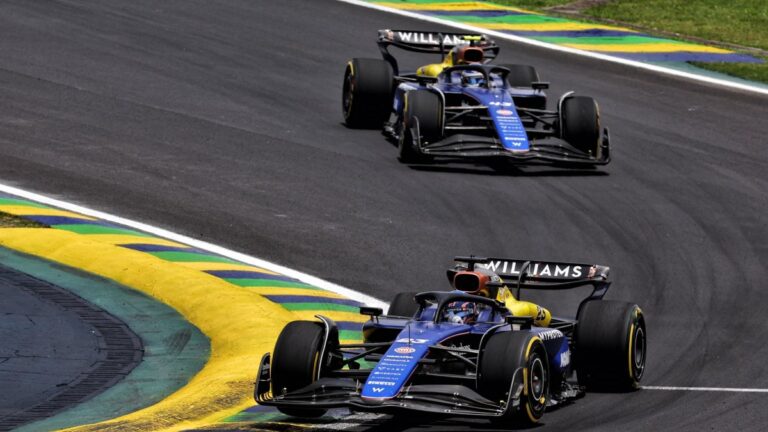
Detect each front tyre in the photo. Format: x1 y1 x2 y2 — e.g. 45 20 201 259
397 90 441 163
479 332 549 424
342 58 393 129
575 300 646 391
271 321 330 417
560 95 601 157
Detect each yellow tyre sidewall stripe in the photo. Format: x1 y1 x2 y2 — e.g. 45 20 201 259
523 336 542 423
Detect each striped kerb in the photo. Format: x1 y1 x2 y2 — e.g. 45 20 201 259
366 0 762 64
0 192 369 344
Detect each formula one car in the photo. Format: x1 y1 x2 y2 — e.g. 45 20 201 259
342 30 610 166
255 256 645 425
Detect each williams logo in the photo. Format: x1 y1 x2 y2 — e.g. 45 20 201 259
393 31 468 46
394 346 417 354
480 260 586 279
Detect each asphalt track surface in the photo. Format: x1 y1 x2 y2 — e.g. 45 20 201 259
0 0 767 430
0 265 100 426
0 258 142 431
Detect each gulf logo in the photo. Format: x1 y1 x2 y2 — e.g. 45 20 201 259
497 109 514 116
395 346 416 354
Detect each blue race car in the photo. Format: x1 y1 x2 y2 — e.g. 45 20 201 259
254 256 646 425
342 30 610 166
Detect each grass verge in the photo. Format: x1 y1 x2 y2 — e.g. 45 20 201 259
490 0 768 84
0 212 48 228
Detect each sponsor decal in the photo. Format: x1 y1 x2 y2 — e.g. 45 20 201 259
367 380 396 386
394 346 416 354
496 109 514 116
395 338 429 344
560 351 571 368
481 260 585 279
488 101 513 106
537 329 563 341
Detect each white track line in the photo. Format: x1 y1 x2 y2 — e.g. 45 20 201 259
0 183 388 310
337 0 768 97
643 386 768 393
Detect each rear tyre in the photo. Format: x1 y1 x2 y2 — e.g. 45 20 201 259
500 64 546 110
479 332 549 424
575 300 646 391
342 58 393 129
499 64 539 87
388 292 419 318
271 321 329 417
560 95 601 156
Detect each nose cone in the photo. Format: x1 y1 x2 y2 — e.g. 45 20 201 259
360 396 386 405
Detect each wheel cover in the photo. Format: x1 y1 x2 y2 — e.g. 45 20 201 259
343 72 355 118
530 357 546 401
632 325 646 379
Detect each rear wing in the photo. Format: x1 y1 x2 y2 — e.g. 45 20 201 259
453 256 611 300
378 29 495 53
377 29 499 76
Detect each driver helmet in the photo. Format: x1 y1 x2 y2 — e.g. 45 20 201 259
444 301 478 324
460 70 485 87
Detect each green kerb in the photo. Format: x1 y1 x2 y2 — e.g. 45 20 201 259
148 251 241 264
53 224 152 236
440 14 567 24
533 36 686 45
339 329 363 341
280 303 360 313
223 278 317 289
0 198 51 208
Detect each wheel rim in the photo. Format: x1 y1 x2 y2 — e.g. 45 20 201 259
530 356 546 401
633 325 646 379
343 71 354 118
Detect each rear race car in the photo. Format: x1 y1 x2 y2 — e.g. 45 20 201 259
254 256 646 425
342 30 610 166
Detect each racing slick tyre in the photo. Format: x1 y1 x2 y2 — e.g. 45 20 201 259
560 95 601 157
398 90 442 163
479 331 549 425
388 292 419 318
404 90 442 141
271 321 332 417
342 58 393 129
575 300 646 391
500 64 546 110
499 64 539 87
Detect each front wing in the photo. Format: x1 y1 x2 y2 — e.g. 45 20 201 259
412 130 611 165
254 353 525 418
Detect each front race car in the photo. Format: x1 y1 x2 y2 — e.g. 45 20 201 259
255 257 646 426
